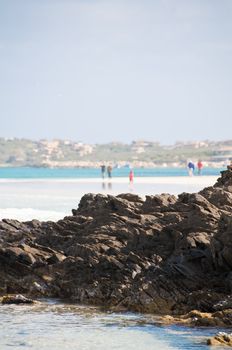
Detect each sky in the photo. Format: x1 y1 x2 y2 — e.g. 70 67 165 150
0 0 232 144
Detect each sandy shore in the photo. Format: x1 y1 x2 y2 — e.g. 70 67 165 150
0 175 219 221
0 175 218 185
92 175 218 185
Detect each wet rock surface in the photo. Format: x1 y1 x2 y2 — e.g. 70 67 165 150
0 170 232 318
161 309 232 327
1 294 34 304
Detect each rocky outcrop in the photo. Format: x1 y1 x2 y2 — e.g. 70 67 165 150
0 170 232 317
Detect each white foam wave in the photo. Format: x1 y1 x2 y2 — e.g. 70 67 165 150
0 208 67 222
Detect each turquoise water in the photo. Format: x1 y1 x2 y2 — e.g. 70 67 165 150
0 167 224 179
0 300 227 350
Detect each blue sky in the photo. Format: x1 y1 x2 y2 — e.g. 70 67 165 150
0 0 232 144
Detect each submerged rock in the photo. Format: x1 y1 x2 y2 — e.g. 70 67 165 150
160 309 232 327
207 332 232 346
0 170 232 320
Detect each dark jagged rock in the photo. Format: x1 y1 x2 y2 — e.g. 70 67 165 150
0 170 232 320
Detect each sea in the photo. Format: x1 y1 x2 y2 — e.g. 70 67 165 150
0 167 222 179
0 300 227 350
0 167 228 349
0 166 224 221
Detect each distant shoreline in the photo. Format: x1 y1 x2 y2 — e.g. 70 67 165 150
0 164 226 169
0 138 231 169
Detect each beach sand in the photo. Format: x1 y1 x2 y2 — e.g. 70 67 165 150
0 175 218 221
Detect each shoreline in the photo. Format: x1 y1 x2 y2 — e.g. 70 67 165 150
0 175 219 221
0 175 218 184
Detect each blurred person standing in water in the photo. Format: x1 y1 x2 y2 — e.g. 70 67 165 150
100 164 106 179
129 169 134 184
107 165 112 179
187 160 195 176
197 160 203 175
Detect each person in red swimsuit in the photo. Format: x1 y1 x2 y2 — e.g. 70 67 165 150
129 169 134 183
197 160 203 175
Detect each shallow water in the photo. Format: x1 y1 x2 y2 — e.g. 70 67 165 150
0 167 223 179
0 300 227 350
0 166 223 221
0 176 218 221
